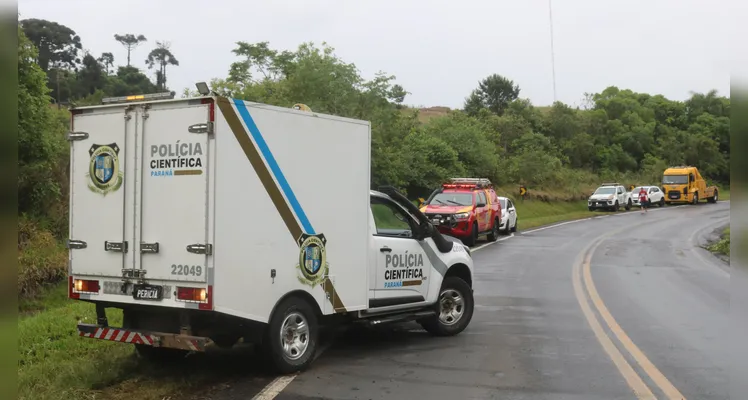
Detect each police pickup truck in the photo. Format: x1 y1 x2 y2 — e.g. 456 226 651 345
67 89 475 374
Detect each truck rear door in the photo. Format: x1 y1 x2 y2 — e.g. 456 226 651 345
137 100 212 283
69 107 132 277
69 99 213 286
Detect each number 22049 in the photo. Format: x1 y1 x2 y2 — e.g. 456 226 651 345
171 264 203 276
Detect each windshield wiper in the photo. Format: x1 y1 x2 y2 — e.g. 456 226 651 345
446 200 462 205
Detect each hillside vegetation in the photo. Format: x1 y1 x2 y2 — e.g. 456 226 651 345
18 20 730 299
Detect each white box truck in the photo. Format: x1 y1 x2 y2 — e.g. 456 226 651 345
67 91 475 373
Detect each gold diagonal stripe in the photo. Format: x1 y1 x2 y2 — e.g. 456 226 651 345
217 98 303 242
216 98 347 313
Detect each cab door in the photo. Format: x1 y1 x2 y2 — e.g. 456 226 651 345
475 191 490 231
370 196 430 305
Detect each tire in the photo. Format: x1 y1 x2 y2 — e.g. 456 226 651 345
708 190 718 203
462 222 478 247
135 344 189 363
659 198 665 207
263 297 319 374
486 218 500 241
613 201 620 212
625 199 632 211
588 207 594 212
420 277 474 337
692 192 699 205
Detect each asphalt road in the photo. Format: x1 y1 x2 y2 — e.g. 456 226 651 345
198 201 730 400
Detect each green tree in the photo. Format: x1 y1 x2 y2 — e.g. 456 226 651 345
145 41 179 91
114 33 147 67
97 52 114 75
18 25 68 221
464 74 520 116
20 18 81 72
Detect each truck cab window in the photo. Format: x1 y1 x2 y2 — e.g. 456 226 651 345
371 198 415 238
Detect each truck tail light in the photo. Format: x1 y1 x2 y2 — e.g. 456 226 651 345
72 278 100 294
176 286 212 310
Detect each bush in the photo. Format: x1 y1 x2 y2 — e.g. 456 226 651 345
18 216 68 298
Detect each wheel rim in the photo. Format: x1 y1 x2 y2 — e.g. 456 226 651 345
438 288 465 326
279 312 309 361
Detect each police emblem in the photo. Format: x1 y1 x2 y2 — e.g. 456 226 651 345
87 143 123 195
296 233 328 287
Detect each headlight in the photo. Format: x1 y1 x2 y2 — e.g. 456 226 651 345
454 212 470 220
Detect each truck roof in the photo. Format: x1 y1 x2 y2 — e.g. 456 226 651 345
664 166 696 174
71 95 371 127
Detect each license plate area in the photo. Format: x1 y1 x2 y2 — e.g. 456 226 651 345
133 284 163 301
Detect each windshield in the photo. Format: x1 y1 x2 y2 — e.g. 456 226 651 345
499 199 507 209
430 192 473 206
631 187 643 193
594 187 616 195
663 175 688 184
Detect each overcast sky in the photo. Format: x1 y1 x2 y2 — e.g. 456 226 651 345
19 0 737 108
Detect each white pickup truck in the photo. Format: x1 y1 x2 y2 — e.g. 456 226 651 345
587 182 632 212
67 90 475 373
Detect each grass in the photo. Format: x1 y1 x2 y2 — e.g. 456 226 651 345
707 226 730 257
18 285 266 400
513 199 595 230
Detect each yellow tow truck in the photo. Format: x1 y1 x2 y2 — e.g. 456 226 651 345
662 166 719 205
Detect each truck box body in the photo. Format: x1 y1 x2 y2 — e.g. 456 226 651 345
69 97 371 322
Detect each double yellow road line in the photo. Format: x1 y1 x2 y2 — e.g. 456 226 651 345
572 236 686 400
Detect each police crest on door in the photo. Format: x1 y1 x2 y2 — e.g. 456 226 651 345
87 143 123 195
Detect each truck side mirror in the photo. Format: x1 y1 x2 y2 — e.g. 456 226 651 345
476 202 486 208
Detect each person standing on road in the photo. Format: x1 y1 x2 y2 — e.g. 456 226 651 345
638 187 648 213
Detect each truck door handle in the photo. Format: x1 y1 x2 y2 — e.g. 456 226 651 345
380 247 392 253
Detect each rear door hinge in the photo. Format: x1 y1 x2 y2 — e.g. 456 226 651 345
66 131 89 141
186 243 213 255
188 122 214 135
67 239 87 249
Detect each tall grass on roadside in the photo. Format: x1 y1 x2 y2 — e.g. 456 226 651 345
18 216 68 298
708 227 730 257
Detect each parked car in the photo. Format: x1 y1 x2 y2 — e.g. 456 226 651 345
587 183 632 211
631 186 665 207
497 196 518 234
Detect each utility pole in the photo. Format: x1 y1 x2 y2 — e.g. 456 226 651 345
548 0 558 104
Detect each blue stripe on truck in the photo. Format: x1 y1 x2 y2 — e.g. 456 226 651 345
233 99 316 235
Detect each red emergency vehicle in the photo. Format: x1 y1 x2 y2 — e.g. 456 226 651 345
419 178 502 246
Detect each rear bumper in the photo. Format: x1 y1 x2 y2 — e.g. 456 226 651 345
77 323 211 351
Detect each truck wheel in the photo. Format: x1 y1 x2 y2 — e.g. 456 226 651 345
659 198 665 207
708 190 718 203
420 277 474 337
487 218 500 241
625 199 632 211
264 297 318 374
692 192 699 205
135 344 188 363
462 223 478 247
613 201 620 212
